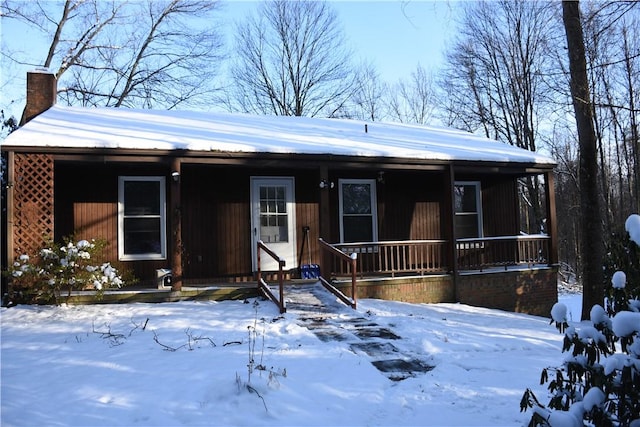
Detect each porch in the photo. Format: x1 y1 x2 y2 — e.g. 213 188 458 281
318 234 557 316
62 234 556 317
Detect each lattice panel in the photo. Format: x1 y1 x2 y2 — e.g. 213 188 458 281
12 153 54 258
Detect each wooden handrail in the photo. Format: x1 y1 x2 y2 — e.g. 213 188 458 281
456 235 551 271
257 240 286 313
318 238 357 309
335 239 448 277
328 235 551 277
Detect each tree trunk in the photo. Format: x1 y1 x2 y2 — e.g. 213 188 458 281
562 0 604 320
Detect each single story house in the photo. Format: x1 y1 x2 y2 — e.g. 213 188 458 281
1 71 558 315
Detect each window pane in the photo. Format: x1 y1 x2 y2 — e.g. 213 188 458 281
343 216 373 242
342 184 372 214
454 185 477 213
124 181 160 215
455 214 479 239
260 223 288 243
124 218 161 254
258 184 288 242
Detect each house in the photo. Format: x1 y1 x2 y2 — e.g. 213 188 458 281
1 71 558 315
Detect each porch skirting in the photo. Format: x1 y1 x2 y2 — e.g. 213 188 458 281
334 266 558 317
457 267 558 317
334 275 456 305
56 267 557 317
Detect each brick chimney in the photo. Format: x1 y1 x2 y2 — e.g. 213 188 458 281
20 70 57 125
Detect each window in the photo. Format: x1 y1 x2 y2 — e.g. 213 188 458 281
118 176 166 260
339 179 378 243
259 184 289 243
454 181 482 238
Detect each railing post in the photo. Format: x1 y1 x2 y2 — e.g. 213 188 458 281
278 259 285 313
350 253 357 309
257 241 262 283
257 240 286 314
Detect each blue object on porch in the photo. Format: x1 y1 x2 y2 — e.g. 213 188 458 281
301 264 320 279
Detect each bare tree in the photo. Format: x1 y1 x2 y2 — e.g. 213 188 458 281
226 0 355 117
2 0 224 111
386 64 436 125
562 0 604 320
438 0 557 234
345 61 387 121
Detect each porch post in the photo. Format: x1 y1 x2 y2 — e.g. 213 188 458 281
544 171 559 265
444 165 458 293
170 157 183 291
319 165 331 275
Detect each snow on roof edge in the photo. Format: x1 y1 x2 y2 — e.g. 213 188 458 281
1 105 556 167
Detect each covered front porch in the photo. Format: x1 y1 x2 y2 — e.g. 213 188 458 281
236 233 557 316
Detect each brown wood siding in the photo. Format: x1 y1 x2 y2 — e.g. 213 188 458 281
73 202 117 259
181 166 321 280
55 162 168 286
51 161 521 285
181 166 251 280
294 173 320 266
325 170 445 243
378 172 443 240
482 178 518 236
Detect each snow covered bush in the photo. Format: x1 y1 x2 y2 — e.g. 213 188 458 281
603 214 640 314
4 236 125 305
521 214 640 427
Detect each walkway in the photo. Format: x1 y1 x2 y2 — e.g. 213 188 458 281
285 282 434 381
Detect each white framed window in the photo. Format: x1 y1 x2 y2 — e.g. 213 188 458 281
118 176 167 260
339 179 378 243
454 181 483 239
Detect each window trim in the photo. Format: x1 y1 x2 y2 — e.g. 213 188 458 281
454 181 483 239
338 178 378 243
118 176 167 261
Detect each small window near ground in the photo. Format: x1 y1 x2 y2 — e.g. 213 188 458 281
454 181 482 239
118 176 166 260
339 179 378 243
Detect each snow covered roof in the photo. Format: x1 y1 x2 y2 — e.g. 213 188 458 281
2 105 555 166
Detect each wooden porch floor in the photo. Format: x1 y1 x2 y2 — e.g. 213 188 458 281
62 279 322 305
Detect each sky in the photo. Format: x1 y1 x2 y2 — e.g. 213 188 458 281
0 0 458 122
1 288 584 427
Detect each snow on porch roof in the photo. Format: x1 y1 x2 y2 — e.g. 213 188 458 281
2 105 555 166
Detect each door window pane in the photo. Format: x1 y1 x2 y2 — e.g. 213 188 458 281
259 185 288 243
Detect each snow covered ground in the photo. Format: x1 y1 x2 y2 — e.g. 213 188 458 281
1 290 581 427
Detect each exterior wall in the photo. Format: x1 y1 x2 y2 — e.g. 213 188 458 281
55 162 168 286
326 169 446 243
180 165 322 282
456 267 558 316
377 171 444 240
46 157 553 313
482 178 519 236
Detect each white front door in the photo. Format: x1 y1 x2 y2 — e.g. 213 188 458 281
250 177 297 271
